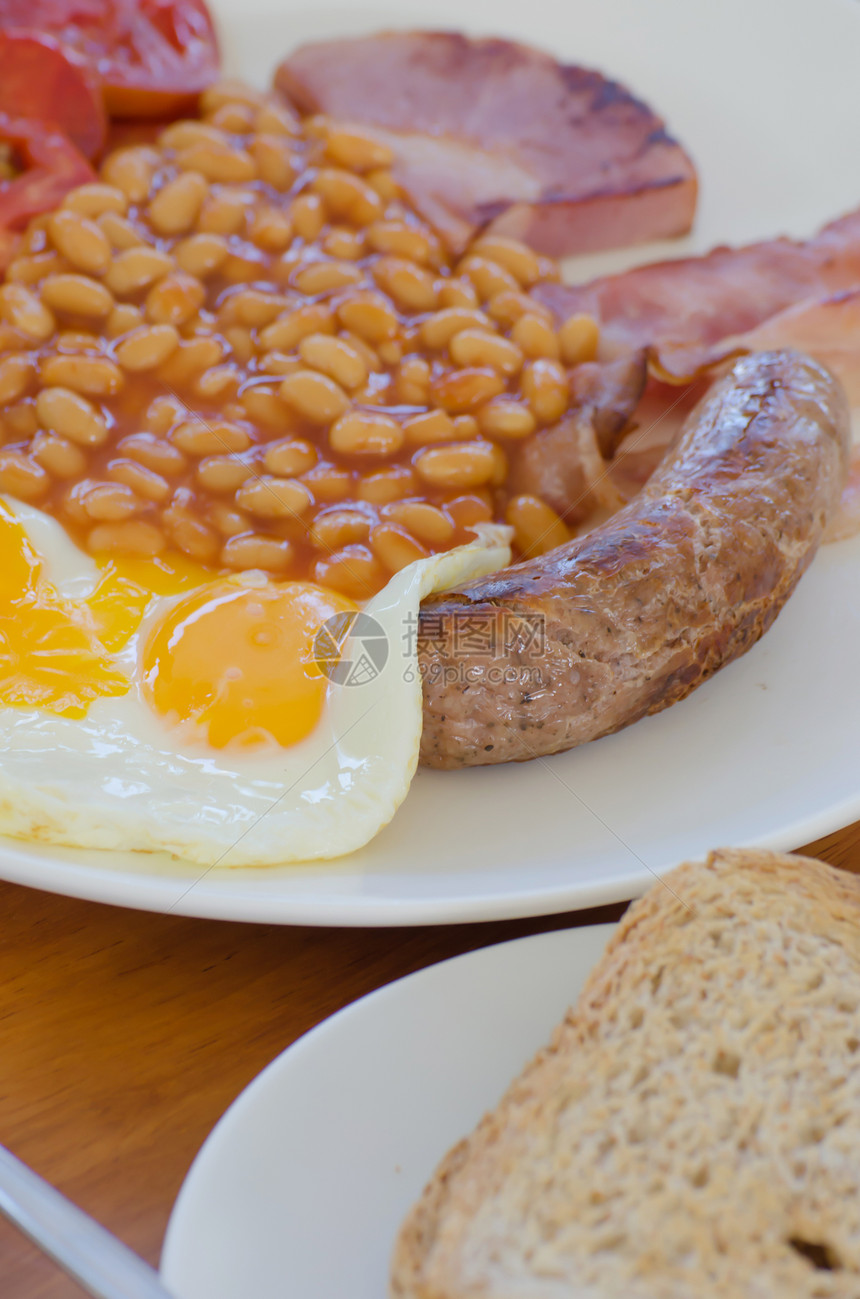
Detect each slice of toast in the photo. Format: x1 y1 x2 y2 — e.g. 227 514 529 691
391 849 860 1298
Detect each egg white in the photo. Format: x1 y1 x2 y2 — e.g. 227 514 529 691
0 498 510 867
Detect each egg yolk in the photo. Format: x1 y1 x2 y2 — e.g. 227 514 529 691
0 508 131 717
142 580 359 750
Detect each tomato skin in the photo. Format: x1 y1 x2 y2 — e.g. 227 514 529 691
0 0 221 118
0 113 95 232
0 30 106 159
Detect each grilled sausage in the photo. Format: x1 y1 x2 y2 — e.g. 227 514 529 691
418 351 850 767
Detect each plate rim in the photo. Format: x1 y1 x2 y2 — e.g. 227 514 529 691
159 918 619 1286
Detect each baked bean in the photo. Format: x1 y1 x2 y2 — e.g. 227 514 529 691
87 520 165 556
431 367 506 414
263 438 317 477
324 128 393 172
113 324 178 372
208 102 256 132
420 307 491 349
454 413 479 440
364 169 399 202
221 533 292 572
48 210 111 276
108 458 171 502
312 544 384 599
6 251 65 285
250 207 294 253
280 370 350 424
196 455 252 493
145 272 205 327
62 184 127 218
289 193 326 241
171 418 251 456
292 260 366 295
489 442 508 485
486 289 553 329
299 333 368 391
36 387 108 446
148 170 208 235
384 501 454 546
436 278 480 310
3 400 38 439
372 257 437 312
160 337 225 388
118 433 186 477
195 364 242 399
39 355 123 398
163 496 220 560
449 328 523 376
376 338 403 366
394 355 431 405
0 450 48 499
105 247 174 295
336 291 399 343
371 522 429 571
337 331 382 373
101 147 159 203
478 398 537 440
235 475 313 519
414 440 497 489
506 494 569 557
176 140 256 185
0 354 34 405
445 493 494 529
31 431 86 479
311 168 382 225
471 236 543 288
301 462 353 502
459 255 520 301
249 134 296 189
55 330 100 354
330 409 404 457
510 313 560 360
402 409 459 446
208 501 250 536
253 101 300 136
200 79 263 113
221 325 255 364
259 303 334 352
79 480 141 521
521 358 569 424
160 120 229 151
366 219 436 264
104 304 143 338
0 284 55 341
257 351 301 379
174 232 228 277
143 394 186 436
238 385 290 429
558 312 600 366
309 508 371 550
198 190 250 235
98 212 147 251
41 275 114 318
356 464 415 504
321 228 365 261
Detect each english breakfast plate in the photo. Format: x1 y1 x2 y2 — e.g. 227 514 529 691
1 0 860 924
160 922 616 1298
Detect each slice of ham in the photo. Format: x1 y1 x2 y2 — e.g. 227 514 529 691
536 206 860 370
275 31 697 257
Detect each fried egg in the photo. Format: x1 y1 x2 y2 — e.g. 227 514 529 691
0 497 510 866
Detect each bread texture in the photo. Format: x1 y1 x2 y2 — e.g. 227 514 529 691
390 849 860 1298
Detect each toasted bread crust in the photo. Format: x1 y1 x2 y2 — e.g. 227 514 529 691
391 850 860 1298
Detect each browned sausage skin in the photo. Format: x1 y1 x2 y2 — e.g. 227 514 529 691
418 351 850 768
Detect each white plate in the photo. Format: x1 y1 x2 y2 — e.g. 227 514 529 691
160 921 615 1298
2 0 860 924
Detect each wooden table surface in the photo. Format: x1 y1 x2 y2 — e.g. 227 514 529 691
0 822 858 1296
